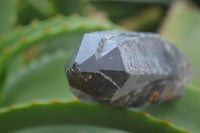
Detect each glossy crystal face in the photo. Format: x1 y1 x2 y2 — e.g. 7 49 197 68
66 30 192 107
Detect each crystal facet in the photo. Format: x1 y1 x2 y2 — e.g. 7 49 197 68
66 30 192 107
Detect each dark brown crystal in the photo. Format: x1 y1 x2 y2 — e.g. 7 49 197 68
66 30 192 107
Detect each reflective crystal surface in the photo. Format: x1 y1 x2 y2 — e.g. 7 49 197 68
66 30 192 107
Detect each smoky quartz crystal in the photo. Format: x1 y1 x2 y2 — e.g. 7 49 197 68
66 30 192 107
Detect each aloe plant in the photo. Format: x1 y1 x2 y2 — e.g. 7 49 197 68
0 0 199 133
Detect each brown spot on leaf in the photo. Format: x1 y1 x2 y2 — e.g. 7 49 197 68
141 112 148 116
73 98 80 102
62 23 69 30
21 36 27 43
44 27 51 34
22 45 42 63
32 100 39 105
10 105 16 109
3 47 10 55
52 99 60 103
149 91 159 102
162 120 170 125
164 91 172 102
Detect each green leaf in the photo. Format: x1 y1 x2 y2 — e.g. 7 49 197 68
89 0 174 5
0 0 15 34
0 101 187 133
13 124 128 133
0 15 118 77
0 15 118 105
159 1 200 85
136 86 200 133
2 51 75 106
14 125 128 133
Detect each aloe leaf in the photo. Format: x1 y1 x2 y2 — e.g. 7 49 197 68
2 51 75 106
0 101 187 133
0 16 74 52
89 0 173 4
159 1 200 84
136 86 200 133
0 0 15 34
0 16 118 75
0 15 118 106
14 125 128 133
